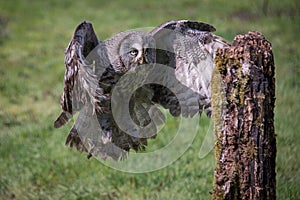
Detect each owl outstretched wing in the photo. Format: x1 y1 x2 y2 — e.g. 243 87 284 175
150 20 230 117
54 21 105 128
54 21 112 157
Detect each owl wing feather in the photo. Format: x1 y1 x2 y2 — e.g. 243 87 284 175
54 21 99 128
54 21 113 157
150 20 230 117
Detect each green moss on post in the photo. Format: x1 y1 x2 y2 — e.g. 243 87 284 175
211 32 276 200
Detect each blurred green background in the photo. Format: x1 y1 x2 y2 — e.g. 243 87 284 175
0 0 299 199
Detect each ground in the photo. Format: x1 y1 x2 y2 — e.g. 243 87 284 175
0 0 299 199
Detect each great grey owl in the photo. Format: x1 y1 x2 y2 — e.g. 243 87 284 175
54 20 230 160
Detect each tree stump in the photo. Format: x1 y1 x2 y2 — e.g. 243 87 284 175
211 32 276 200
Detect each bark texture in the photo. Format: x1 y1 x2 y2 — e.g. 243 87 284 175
211 32 276 200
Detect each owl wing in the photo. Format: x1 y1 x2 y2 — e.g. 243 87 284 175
150 20 230 117
54 21 113 157
54 21 105 128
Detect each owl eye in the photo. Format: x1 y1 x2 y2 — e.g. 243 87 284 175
129 49 138 57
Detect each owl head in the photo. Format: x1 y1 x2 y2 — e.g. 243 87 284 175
106 31 156 73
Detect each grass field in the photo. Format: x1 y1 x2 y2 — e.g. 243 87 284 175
0 0 299 199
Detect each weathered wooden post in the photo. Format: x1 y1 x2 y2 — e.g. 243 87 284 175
211 32 276 199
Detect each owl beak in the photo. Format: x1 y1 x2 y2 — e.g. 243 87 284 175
136 56 144 64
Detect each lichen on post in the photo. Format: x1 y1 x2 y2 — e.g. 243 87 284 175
211 32 276 200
